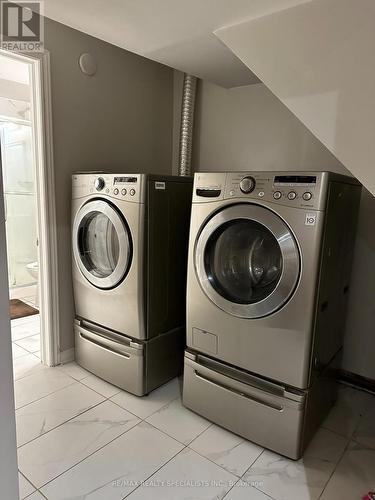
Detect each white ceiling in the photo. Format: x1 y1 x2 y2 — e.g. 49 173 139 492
44 0 311 88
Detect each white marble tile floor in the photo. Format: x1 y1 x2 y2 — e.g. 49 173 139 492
11 316 375 499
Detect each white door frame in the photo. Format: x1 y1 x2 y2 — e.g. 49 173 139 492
0 49 60 366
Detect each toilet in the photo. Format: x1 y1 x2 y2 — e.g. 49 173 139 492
26 261 39 307
26 261 38 280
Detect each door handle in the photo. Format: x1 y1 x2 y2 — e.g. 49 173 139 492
79 330 131 358
194 370 283 411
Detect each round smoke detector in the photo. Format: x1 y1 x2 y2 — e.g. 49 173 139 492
79 53 97 76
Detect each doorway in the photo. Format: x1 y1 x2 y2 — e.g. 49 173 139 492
0 49 59 367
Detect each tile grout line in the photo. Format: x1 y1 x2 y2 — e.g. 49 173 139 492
19 373 182 489
13 345 40 356
186 432 264 480
34 392 192 493
35 416 142 492
318 397 375 499
19 377 210 495
222 475 276 500
241 447 280 500
19 469 40 498
108 394 181 422
12 330 40 342
15 378 77 412
18 375 375 497
121 444 188 500
13 357 47 383
17 397 107 449
240 448 265 479
20 370 252 494
13 337 40 351
317 437 352 500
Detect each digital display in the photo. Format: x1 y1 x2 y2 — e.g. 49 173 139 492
114 176 137 184
274 175 317 185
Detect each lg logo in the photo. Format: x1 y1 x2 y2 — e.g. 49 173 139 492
305 213 317 226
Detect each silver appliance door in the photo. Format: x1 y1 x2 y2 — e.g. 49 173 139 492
73 199 132 289
195 203 300 318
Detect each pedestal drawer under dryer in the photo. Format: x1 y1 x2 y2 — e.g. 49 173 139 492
75 319 145 396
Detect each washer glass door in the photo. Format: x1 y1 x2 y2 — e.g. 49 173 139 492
195 204 300 318
73 200 132 289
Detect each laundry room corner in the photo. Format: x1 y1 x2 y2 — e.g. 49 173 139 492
1 3 375 500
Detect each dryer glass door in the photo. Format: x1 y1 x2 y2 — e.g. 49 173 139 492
73 200 132 289
195 204 300 318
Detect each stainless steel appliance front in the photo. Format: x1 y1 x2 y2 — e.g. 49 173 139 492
72 174 146 340
72 173 193 396
183 171 361 458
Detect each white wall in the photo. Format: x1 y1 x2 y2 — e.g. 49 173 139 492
0 165 19 498
44 18 174 354
190 79 375 381
216 0 375 196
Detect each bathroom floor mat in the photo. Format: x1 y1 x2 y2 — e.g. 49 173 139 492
10 299 39 320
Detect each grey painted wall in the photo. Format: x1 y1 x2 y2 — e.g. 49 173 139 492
44 18 174 354
187 77 375 380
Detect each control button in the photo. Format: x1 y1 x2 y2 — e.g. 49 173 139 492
273 191 282 200
258 191 265 197
105 188 110 194
229 190 235 196
113 188 119 195
302 191 312 201
287 191 297 200
130 189 136 196
121 188 127 196
239 176 256 194
94 177 105 191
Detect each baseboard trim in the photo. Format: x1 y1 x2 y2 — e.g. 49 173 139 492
338 369 375 393
59 347 75 365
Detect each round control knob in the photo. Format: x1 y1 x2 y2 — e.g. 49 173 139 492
130 189 136 196
303 191 312 201
239 176 256 194
121 188 127 196
113 188 119 195
273 191 282 200
94 177 105 191
287 191 297 200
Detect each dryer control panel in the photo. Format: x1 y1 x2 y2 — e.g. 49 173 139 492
193 171 332 211
72 173 146 203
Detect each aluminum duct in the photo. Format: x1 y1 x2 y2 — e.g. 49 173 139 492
178 74 197 177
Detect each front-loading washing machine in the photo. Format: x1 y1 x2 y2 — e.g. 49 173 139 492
72 173 192 395
183 171 361 458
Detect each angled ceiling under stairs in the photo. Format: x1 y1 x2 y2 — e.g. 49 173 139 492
215 0 375 195
43 0 310 88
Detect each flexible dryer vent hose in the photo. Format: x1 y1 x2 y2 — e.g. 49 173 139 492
178 74 197 177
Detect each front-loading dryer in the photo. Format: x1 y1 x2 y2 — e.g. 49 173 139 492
183 171 361 458
72 173 192 395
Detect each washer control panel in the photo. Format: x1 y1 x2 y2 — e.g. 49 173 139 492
239 176 256 194
193 172 329 210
